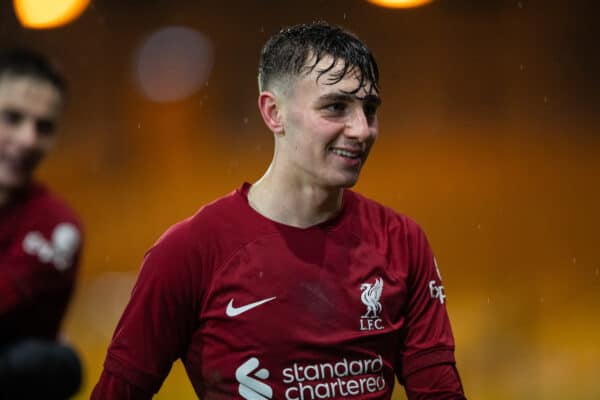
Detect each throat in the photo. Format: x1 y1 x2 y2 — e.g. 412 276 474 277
248 179 343 228
0 188 11 208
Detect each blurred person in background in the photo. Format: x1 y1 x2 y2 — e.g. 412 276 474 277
93 22 465 399
0 48 83 399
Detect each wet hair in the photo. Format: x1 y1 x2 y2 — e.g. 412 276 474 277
258 21 379 95
0 48 67 95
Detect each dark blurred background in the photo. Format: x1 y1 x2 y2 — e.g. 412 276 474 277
2 0 599 398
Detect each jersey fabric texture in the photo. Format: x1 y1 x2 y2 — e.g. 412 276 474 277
97 183 458 399
0 182 82 344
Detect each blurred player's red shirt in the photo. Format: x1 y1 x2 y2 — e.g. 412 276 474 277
94 183 459 399
0 182 82 344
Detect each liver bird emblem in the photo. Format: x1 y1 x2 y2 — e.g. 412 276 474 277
360 278 383 318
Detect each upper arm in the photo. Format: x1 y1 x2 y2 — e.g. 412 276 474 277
101 222 200 394
397 221 457 381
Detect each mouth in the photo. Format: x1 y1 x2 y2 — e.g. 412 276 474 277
329 147 363 160
0 153 39 175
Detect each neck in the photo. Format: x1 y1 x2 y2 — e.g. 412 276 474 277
0 182 30 208
0 187 12 208
248 164 344 228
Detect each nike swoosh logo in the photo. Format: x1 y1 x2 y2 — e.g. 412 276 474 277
226 297 277 317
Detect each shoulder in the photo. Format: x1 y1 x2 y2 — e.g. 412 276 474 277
345 190 424 238
148 188 251 261
20 183 83 249
25 183 83 232
13 183 83 272
139 189 250 293
161 188 244 241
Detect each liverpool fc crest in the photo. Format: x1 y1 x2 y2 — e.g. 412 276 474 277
360 277 384 331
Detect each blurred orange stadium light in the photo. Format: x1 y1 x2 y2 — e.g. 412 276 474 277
13 0 90 29
366 0 435 9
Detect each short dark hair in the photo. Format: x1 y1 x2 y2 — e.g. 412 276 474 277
0 48 67 95
258 21 379 95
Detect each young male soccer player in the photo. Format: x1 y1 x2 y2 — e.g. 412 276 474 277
0 48 83 399
93 22 466 399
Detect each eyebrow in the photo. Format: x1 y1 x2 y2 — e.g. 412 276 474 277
318 92 382 107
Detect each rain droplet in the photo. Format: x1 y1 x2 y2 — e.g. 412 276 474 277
595 267 599 276
243 117 249 125
476 224 481 230
543 96 548 104
260 26 264 33
343 12 347 20
137 122 142 129
487 297 490 304
517 1 523 8
519 64 525 71
540 297 544 303
572 257 577 264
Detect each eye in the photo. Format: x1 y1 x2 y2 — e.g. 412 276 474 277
325 102 347 114
1 109 24 126
363 104 378 124
35 119 56 136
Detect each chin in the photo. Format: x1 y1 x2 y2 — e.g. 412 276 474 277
340 178 358 188
0 172 29 190
328 175 360 189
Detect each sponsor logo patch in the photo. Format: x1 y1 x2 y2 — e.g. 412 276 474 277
236 357 273 400
226 297 277 317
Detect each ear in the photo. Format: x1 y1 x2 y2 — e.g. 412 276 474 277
258 91 284 134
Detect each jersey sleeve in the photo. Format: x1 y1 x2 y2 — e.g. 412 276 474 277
91 370 152 400
96 220 200 396
0 217 82 339
396 220 457 381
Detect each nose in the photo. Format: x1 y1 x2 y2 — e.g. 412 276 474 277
14 119 39 149
345 107 375 142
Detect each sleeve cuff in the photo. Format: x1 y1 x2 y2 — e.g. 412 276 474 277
400 347 456 379
104 352 164 395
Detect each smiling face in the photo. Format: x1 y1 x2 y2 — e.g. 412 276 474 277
271 56 381 190
0 74 63 190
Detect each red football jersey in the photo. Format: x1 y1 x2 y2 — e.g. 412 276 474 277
0 182 83 343
99 183 456 399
